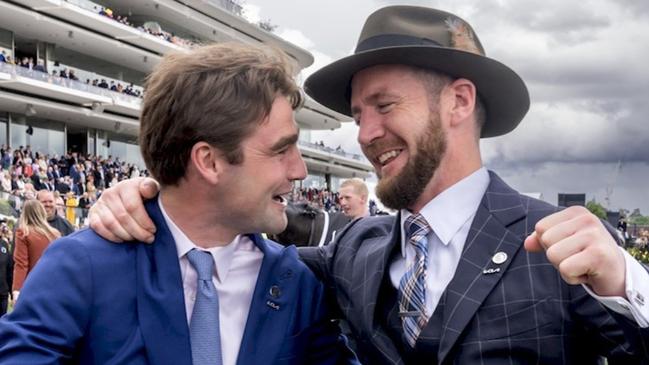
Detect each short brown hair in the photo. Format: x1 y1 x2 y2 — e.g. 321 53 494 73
140 42 303 186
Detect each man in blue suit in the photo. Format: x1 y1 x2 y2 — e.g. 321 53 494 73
0 43 356 365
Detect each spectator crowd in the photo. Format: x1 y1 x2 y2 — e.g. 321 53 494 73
1 145 146 228
290 186 342 212
95 5 197 48
0 51 143 100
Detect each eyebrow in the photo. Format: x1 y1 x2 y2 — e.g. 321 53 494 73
270 132 299 152
350 90 400 115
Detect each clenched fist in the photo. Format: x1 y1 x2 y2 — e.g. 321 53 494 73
524 206 626 298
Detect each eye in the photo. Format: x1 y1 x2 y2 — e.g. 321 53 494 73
377 102 394 114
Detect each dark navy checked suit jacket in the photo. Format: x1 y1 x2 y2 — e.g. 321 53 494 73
301 171 649 364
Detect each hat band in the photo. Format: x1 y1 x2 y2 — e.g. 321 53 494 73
355 34 443 53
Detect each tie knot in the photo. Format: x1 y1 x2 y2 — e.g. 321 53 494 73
405 213 431 240
186 249 214 281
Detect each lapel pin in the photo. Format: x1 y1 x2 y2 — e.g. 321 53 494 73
269 285 281 298
266 300 280 311
492 251 508 265
483 267 501 275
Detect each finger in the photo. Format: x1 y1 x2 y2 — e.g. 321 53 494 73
88 204 122 242
557 251 593 286
120 181 156 238
139 177 160 200
107 189 154 243
88 204 122 241
534 206 591 237
91 202 134 242
544 233 589 267
524 231 544 253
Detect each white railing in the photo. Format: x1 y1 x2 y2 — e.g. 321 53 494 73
298 140 365 161
0 62 142 106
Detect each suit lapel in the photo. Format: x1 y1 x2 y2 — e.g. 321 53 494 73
351 216 404 358
237 234 294 365
438 172 527 363
137 198 192 365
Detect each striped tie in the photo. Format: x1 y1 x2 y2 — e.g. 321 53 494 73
186 249 223 365
398 213 431 347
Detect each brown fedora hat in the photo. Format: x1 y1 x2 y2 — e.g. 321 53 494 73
304 6 530 138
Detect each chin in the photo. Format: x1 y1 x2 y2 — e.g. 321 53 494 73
263 216 288 235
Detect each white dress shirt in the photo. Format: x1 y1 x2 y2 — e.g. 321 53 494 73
389 167 649 327
159 198 264 365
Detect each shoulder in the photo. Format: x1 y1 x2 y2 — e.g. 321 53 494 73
46 228 135 262
485 171 562 225
336 215 396 245
260 237 321 284
516 193 563 224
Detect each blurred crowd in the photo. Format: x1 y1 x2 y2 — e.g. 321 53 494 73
1 145 146 227
95 6 197 48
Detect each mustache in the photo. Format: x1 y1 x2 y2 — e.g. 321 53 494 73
362 139 404 159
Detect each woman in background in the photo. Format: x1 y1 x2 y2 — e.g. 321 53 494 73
12 199 60 303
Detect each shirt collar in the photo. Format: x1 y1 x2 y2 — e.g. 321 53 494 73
158 196 239 283
399 167 490 257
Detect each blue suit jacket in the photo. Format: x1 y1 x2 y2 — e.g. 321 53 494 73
0 199 357 364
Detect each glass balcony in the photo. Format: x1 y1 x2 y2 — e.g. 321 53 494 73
298 140 365 162
205 0 244 17
0 62 142 107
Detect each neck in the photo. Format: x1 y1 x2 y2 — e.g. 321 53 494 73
408 146 482 213
160 184 238 248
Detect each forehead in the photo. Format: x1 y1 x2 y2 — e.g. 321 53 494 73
350 64 422 99
339 185 359 196
38 193 53 201
244 96 298 144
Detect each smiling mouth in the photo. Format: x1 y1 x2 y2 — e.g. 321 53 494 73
377 149 402 165
272 194 288 206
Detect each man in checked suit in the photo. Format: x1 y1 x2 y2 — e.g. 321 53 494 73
0 43 357 365
86 6 649 365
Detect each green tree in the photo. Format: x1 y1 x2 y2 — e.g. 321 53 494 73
586 199 607 220
630 215 649 225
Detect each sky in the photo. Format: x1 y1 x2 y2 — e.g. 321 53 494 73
243 0 649 214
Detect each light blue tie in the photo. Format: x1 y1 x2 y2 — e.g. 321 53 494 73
398 213 431 347
186 249 223 365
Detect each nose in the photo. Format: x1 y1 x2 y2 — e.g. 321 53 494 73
357 112 385 147
288 147 307 181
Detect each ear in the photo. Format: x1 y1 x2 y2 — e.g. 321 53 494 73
446 78 477 128
188 142 223 185
361 195 368 204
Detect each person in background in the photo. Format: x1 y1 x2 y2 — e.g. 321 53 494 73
338 178 370 220
36 190 74 236
11 200 60 304
64 192 78 227
0 221 12 316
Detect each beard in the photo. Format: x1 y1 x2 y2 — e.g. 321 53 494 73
375 112 447 210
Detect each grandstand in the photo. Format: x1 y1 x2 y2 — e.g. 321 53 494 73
0 0 373 215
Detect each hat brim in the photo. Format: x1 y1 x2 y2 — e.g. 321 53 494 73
304 46 530 138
